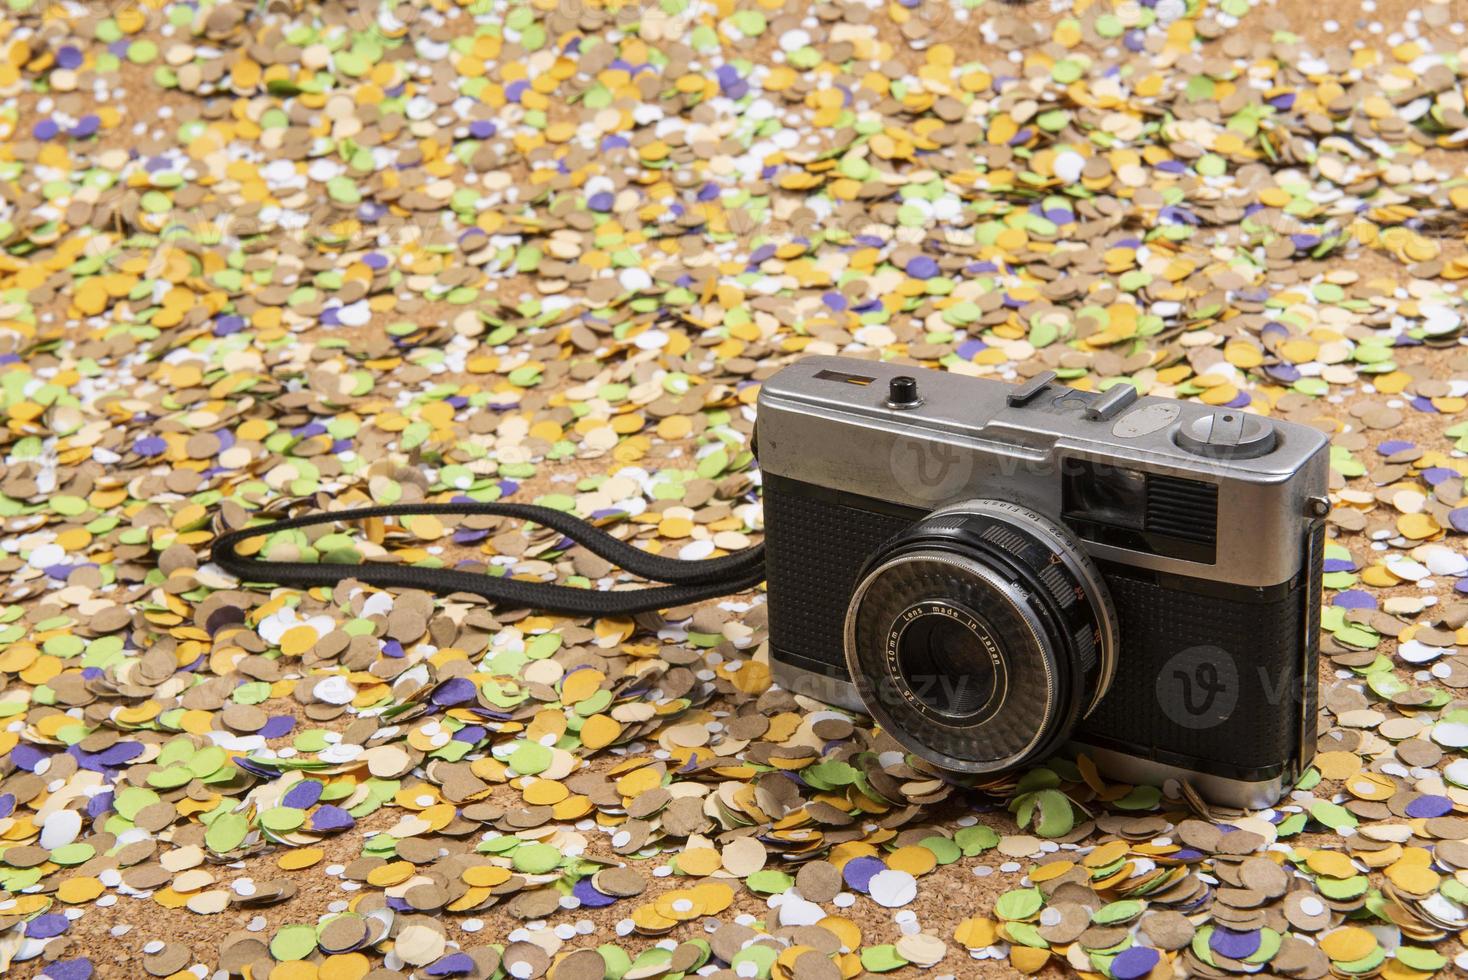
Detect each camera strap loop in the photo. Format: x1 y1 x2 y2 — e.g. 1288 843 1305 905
211 501 767 616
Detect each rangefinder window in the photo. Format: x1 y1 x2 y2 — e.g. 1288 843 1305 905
1062 458 1218 564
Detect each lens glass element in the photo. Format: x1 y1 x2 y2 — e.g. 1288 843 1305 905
891 602 1003 720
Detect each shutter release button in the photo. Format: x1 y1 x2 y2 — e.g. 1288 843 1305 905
887 376 921 408
1174 411 1276 458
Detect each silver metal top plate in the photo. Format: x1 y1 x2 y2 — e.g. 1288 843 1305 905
756 355 1330 587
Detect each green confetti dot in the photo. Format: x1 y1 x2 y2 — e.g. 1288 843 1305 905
205 812 250 853
261 806 306 832
995 887 1044 921
1093 900 1144 925
126 39 158 64
1309 800 1358 832
955 824 1000 855
270 924 319 961
49 842 96 866
508 741 553 775
919 835 961 865
187 746 228 778
511 842 562 874
746 870 794 894
859 945 909 972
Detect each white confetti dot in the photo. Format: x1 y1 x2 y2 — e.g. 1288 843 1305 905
868 869 917 908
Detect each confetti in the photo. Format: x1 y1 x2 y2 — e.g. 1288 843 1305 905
0 0 1465 977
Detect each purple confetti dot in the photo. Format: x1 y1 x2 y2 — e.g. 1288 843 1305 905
86 792 113 819
432 676 477 707
43 959 93 980
310 805 355 832
1376 439 1414 456
905 255 940 279
468 120 496 139
283 780 324 809
454 725 485 743
425 953 475 976
1210 927 1261 960
10 744 45 771
1405 795 1453 819
1332 590 1377 610
34 118 60 140
842 855 885 893
1111 946 1160 980
1450 508 1468 533
95 741 144 766
1225 391 1252 409
26 913 69 939
573 878 617 908
56 47 83 69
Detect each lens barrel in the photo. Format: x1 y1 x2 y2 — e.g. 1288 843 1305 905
843 500 1116 773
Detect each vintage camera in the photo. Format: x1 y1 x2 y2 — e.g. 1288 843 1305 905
757 356 1329 808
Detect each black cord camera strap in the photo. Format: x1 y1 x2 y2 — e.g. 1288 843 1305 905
210 501 767 616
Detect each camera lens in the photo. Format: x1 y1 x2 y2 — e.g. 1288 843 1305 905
844 501 1117 774
893 603 1003 718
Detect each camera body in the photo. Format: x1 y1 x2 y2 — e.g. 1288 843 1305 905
758 355 1329 809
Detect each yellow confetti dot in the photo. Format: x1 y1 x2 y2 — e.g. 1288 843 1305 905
1010 946 1052 973
1396 513 1440 539
366 861 415 887
57 876 104 903
676 847 722 877
320 954 372 980
523 778 568 806
886 845 938 876
580 714 623 750
1305 850 1357 879
279 624 319 657
1319 927 1378 962
955 916 997 949
279 848 325 871
463 865 512 888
